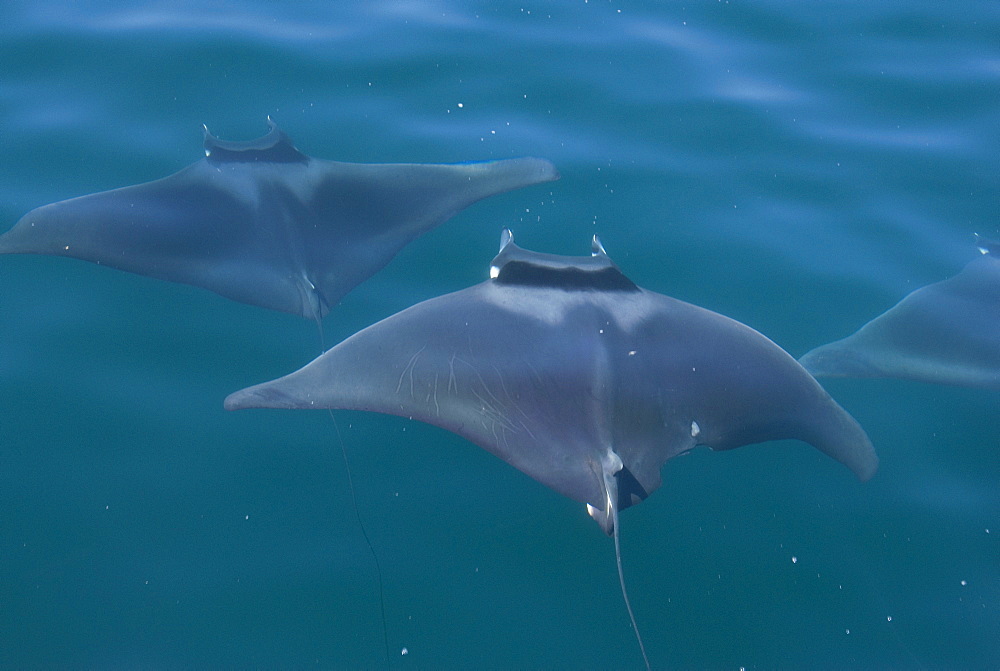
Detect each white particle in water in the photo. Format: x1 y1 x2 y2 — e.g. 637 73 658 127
791 556 798 564
401 647 408 655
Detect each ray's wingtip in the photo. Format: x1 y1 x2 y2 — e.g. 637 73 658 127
544 160 561 181
537 157 560 181
830 409 879 482
844 420 880 482
224 382 304 411
512 156 559 182
223 390 249 411
223 387 270 411
797 349 822 375
857 452 879 482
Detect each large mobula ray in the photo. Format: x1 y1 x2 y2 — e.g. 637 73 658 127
226 229 878 530
0 121 558 321
800 235 1000 389
225 229 878 669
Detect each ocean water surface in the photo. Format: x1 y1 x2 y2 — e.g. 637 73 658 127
1 1 997 668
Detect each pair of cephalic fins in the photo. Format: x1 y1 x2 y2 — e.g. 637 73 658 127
800 235 1000 390
1 122 878 536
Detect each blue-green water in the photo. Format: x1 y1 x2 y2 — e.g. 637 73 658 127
1 2 997 668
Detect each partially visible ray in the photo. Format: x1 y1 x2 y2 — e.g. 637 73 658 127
800 236 1000 389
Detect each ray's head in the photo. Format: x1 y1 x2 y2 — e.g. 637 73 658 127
488 228 640 292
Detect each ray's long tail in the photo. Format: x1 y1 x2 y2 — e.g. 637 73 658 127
613 505 651 671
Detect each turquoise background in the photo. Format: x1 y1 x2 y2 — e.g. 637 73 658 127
1 1 997 668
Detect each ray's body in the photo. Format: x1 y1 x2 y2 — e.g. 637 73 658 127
227 230 877 668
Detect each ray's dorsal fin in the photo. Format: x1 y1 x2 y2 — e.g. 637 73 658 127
489 228 639 292
202 117 308 164
591 234 607 256
974 233 1000 256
